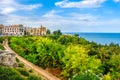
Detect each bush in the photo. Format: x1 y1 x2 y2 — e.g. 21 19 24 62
71 71 101 80
16 58 20 62
18 63 24 67
27 75 41 80
16 68 29 76
0 37 5 43
62 45 101 78
28 69 33 73
35 37 65 68
9 36 120 79
103 73 111 80
0 44 4 50
0 66 25 80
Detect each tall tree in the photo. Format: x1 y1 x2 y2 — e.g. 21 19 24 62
53 29 62 35
46 29 51 34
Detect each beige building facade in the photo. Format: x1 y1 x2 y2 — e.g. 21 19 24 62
25 25 46 36
4 24 24 36
0 24 46 36
0 24 4 35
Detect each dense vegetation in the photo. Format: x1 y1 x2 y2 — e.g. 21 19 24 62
0 66 41 80
0 37 41 80
0 37 5 50
9 33 120 80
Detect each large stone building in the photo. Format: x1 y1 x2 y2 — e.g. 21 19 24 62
0 24 4 35
0 24 46 36
4 24 24 36
24 25 46 36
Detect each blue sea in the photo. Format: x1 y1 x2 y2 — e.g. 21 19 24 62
63 32 120 45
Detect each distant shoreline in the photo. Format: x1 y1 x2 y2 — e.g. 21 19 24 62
63 32 120 45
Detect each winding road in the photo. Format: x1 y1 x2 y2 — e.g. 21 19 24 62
3 39 60 80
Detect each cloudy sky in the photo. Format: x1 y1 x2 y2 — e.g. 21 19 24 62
0 0 120 32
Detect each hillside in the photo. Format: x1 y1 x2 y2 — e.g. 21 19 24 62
8 34 120 80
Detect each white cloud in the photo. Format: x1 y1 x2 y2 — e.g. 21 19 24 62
55 0 106 8
69 13 99 21
42 10 63 19
113 0 120 2
1 10 120 32
38 11 120 32
1 7 16 15
1 10 97 31
3 15 40 26
0 0 42 14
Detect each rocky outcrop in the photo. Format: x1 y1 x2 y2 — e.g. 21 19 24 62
0 50 18 67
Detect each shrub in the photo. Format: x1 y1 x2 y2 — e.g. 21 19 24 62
103 73 111 80
71 71 101 80
62 45 101 78
28 69 33 73
18 62 24 67
0 66 25 80
0 37 5 43
27 75 41 80
16 68 29 76
0 44 4 50
16 58 20 62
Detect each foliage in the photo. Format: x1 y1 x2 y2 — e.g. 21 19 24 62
74 34 79 37
35 37 65 68
57 35 79 45
61 45 101 78
0 37 5 43
28 69 33 73
0 44 4 50
0 37 5 50
16 68 29 76
53 29 62 35
0 66 25 80
71 71 101 80
16 58 20 62
0 66 41 80
103 73 111 80
9 37 65 69
18 62 24 67
27 75 41 80
8 34 120 79
46 29 51 34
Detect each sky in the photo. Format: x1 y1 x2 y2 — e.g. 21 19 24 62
0 0 120 32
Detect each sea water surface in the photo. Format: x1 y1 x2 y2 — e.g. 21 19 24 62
63 32 120 45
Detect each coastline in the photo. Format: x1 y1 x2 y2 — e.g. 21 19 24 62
63 32 120 45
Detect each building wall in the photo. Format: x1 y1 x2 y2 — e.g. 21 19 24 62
0 24 46 36
40 25 46 35
0 24 4 35
24 27 32 35
24 25 46 36
3 24 24 36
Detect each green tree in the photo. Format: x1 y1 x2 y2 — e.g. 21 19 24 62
46 29 51 34
35 37 65 68
62 45 101 78
74 34 79 37
53 29 62 35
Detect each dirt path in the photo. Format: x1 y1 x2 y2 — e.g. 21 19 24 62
3 39 60 80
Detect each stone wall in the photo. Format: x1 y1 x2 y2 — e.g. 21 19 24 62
0 50 18 67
